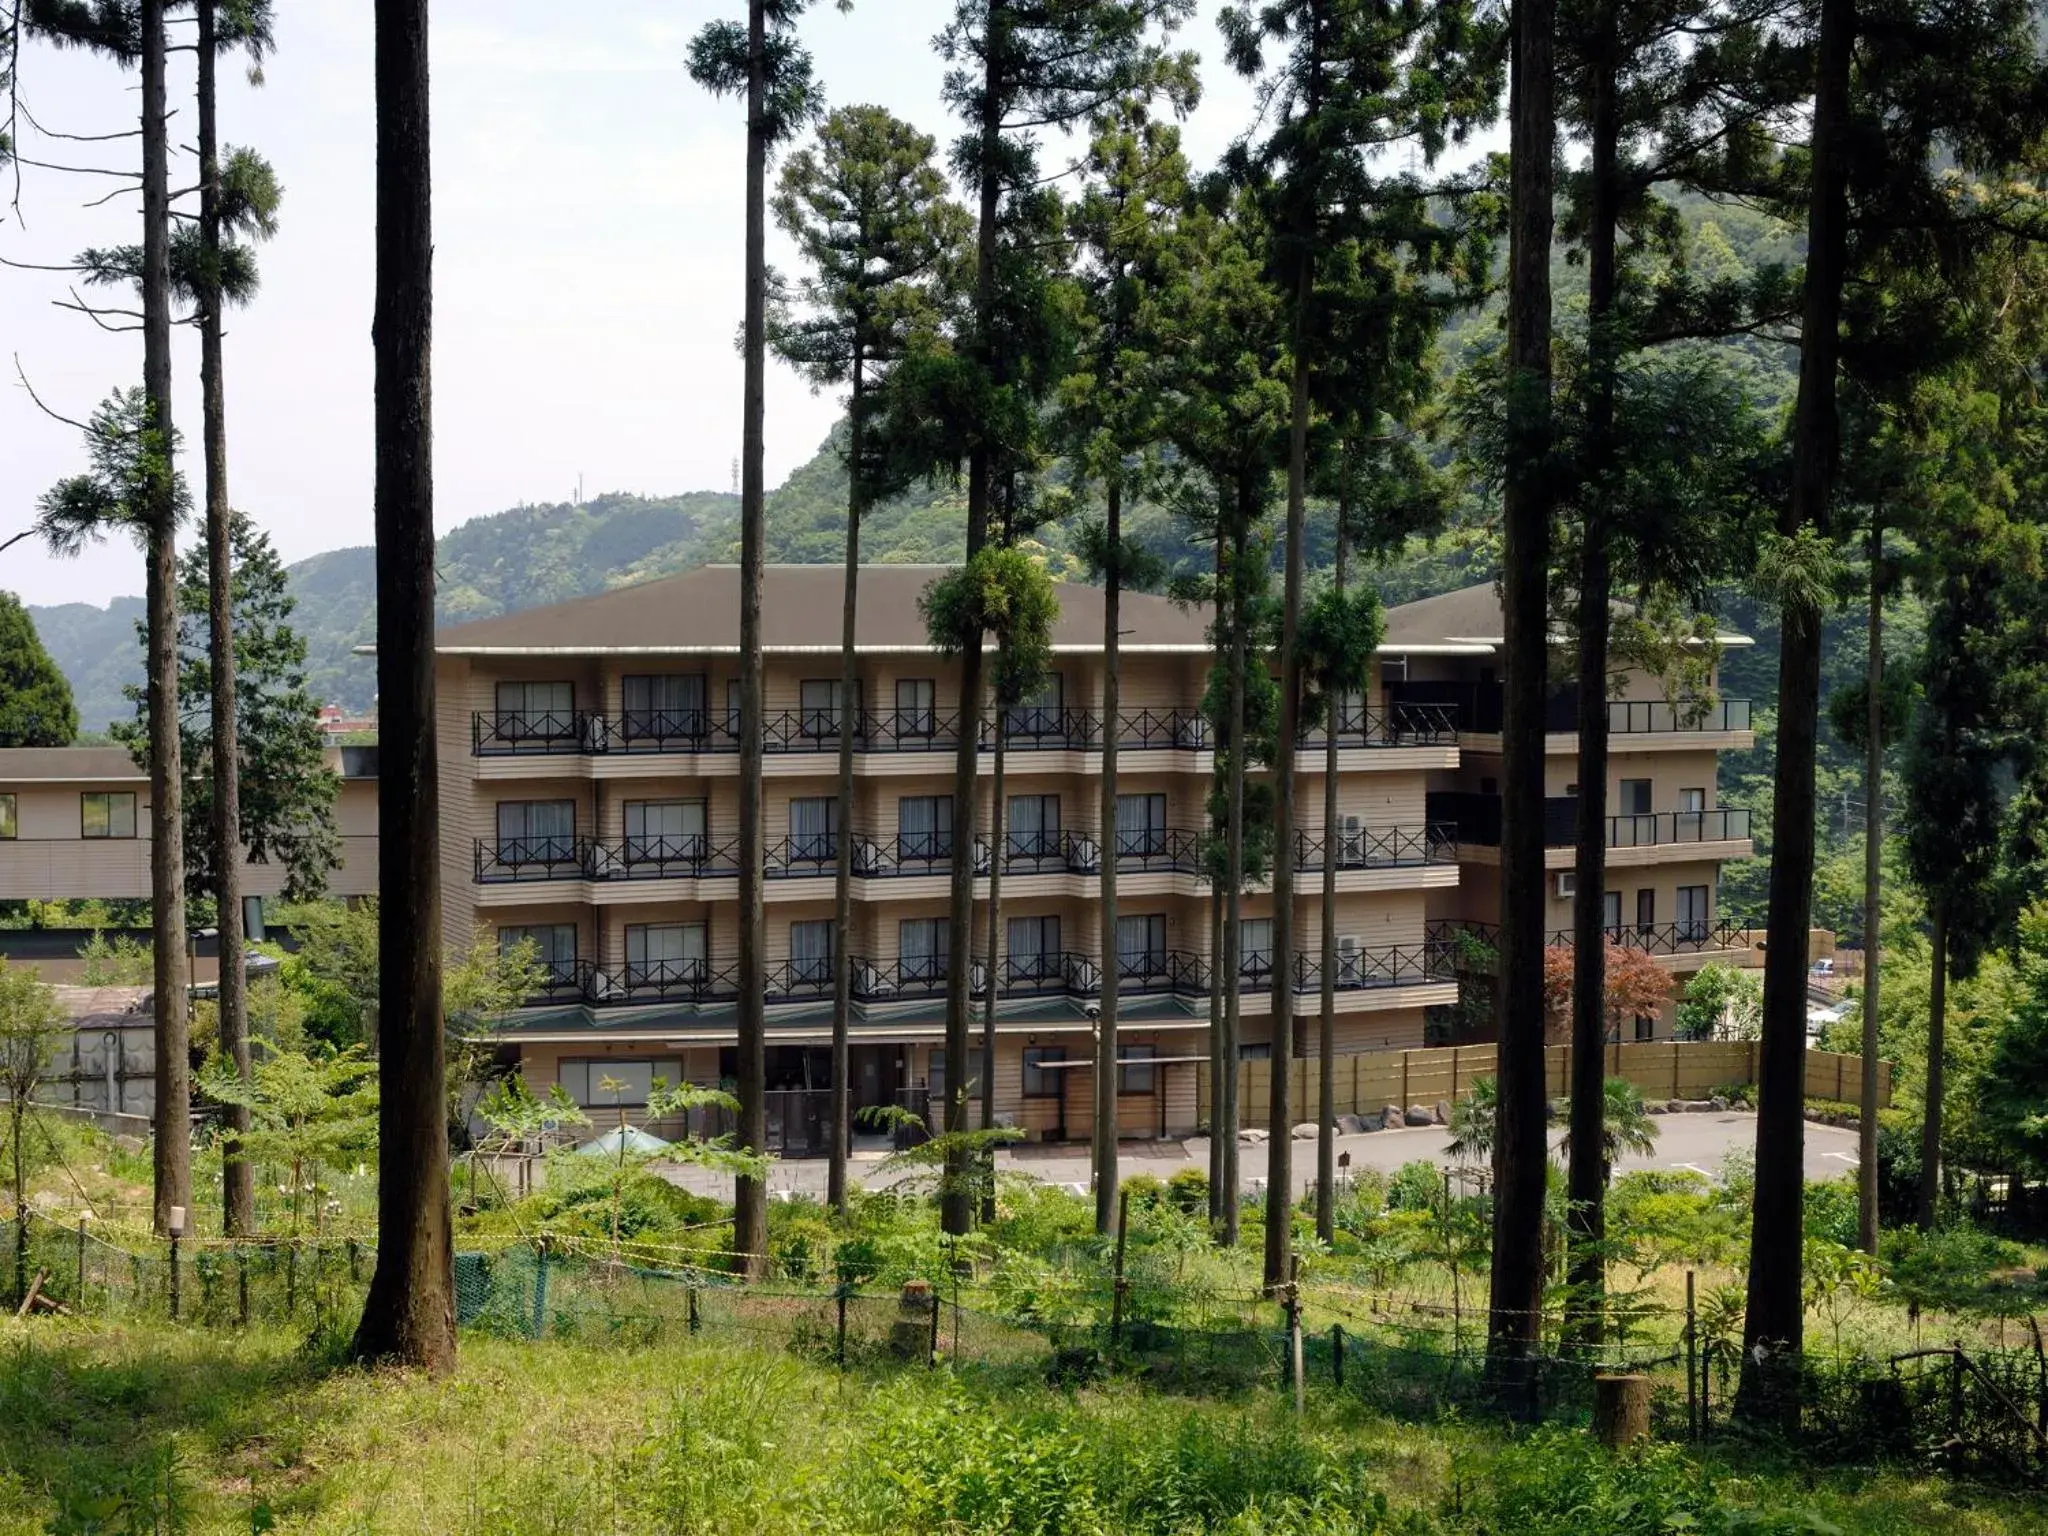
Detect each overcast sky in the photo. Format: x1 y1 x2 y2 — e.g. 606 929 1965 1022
1 0 1295 610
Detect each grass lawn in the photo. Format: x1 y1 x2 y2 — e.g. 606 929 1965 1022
2 1316 2045 1535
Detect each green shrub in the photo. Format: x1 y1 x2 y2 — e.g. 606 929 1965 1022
1484 1427 1834 1535
1802 1176 1861 1249
1165 1166 1210 1215
1121 1172 1169 1211
1387 1160 1444 1212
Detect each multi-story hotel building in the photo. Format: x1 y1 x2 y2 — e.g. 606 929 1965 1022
437 565 1756 1148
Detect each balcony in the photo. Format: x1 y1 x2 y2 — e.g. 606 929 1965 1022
1424 793 1752 850
521 940 1455 1010
471 702 1456 760
1430 917 1760 961
476 822 1454 887
1386 683 1750 737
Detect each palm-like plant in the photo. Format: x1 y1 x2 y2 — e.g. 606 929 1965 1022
1445 1075 1498 1165
1554 1078 1660 1185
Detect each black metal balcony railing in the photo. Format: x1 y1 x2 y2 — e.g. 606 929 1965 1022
522 938 1457 1009
473 698 1466 759
1424 794 1753 850
1384 682 1750 737
1292 822 1458 872
1428 916 1759 961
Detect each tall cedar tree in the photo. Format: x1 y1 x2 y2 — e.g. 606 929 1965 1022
0 594 78 746
112 514 341 905
690 0 823 1272
1738 0 2048 1421
768 105 965 1214
1221 0 1505 1292
24 0 191 1236
929 0 1196 1235
195 0 277 1239
1490 0 1556 1400
1298 206 1479 1244
1154 187 1290 1242
1058 102 1184 1233
352 0 452 1371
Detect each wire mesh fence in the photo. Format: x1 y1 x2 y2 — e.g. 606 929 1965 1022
7 1212 2045 1483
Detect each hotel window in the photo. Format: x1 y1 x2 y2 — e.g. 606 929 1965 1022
1118 1043 1159 1094
1006 914 1061 981
496 800 575 864
725 678 741 735
624 923 706 986
799 678 843 737
1115 792 1168 858
788 919 834 986
556 1058 681 1108
0 793 14 840
494 680 574 740
927 1046 987 1108
898 917 950 985
1021 1046 1064 1099
1634 1013 1656 1042
623 799 705 863
621 673 706 739
1636 889 1656 932
1676 884 1710 943
499 923 577 983
1602 889 1622 933
1008 794 1060 859
788 797 838 862
1679 787 1706 813
81 791 137 840
1238 918 1273 979
1004 673 1064 736
1116 913 1167 979
896 795 952 862
1618 778 1653 816
896 678 936 736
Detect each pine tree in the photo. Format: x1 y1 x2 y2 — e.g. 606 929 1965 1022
0 593 78 747
767 103 965 1214
691 0 824 1272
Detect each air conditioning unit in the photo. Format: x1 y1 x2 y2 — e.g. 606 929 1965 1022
1069 837 1100 874
1337 935 1363 983
969 960 989 997
587 844 622 880
580 714 611 753
853 839 883 877
585 969 623 1003
1555 871 1577 898
1068 955 1101 994
857 963 892 998
1340 815 1365 865
972 838 992 876
1177 715 1208 749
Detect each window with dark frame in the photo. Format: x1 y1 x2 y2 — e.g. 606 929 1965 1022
896 795 953 861
1008 794 1060 859
499 923 577 983
1634 1013 1656 1042
621 673 707 739
1118 1043 1159 1094
897 917 950 985
81 791 138 840
1021 1046 1064 1098
1676 884 1710 942
1114 792 1168 857
494 680 574 740
1602 889 1622 933
1006 914 1061 980
1619 778 1653 816
624 922 707 986
1636 888 1655 931
896 678 936 736
495 799 575 863
788 919 834 985
799 678 844 736
1116 913 1167 979
788 797 838 862
623 799 705 863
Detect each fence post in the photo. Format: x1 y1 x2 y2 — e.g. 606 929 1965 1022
532 1239 550 1340
1287 1256 1304 1415
836 1281 849 1369
347 1238 361 1284
168 1232 181 1322
1332 1322 1345 1391
927 1278 942 1370
236 1247 249 1327
1950 1348 1965 1443
1451 1047 1460 1099
1672 1043 1681 1099
286 1241 298 1318
1111 1188 1130 1351
76 1218 87 1307
1401 1052 1410 1109
1686 1270 1698 1440
1836 1054 1845 1103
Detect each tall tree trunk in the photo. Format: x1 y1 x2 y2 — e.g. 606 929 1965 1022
827 364 864 1217
197 0 252 1241
1858 515 1883 1253
140 0 191 1238
731 0 771 1277
1916 907 1946 1230
1565 0 1620 1349
979 709 1007 1223
1488 0 1556 1404
1221 501 1249 1245
1264 255 1313 1294
1738 0 1854 1428
1208 520 1226 1226
353 0 452 1371
1316 512 1347 1245
941 0 1004 1239
1095 482 1123 1234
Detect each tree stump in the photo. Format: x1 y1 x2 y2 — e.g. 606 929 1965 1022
890 1278 935 1362
1593 1373 1652 1448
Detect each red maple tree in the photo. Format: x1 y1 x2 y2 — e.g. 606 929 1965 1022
1541 938 1673 1041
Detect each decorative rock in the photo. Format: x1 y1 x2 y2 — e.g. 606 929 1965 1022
1666 1099 1686 1113
1241 1127 1270 1144
1293 1122 1319 1140
1433 1100 1451 1125
1357 1112 1384 1133
1403 1105 1432 1127
1710 1095 1730 1111
1336 1114 1368 1135
1646 1102 1669 1114
1381 1104 1404 1128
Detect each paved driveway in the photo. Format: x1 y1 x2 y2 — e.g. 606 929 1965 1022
654 1111 1859 1203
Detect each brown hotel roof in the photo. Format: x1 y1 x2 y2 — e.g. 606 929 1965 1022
432 564 1214 655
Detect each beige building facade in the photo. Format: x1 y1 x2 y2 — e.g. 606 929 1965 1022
436 567 1755 1149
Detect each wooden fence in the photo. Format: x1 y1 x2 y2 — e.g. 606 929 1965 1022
1199 1041 1893 1130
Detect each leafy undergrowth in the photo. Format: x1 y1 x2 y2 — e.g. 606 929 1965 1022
1 1319 2043 1536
